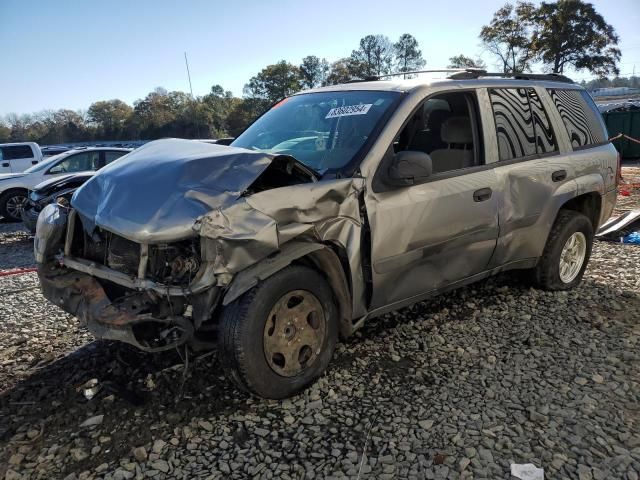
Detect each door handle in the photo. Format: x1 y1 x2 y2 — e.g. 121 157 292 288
31 160 38 165
552 170 567 182
473 187 492 202
1 162 8 168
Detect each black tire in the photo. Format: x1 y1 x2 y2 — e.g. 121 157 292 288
531 210 593 290
219 265 338 399
0 189 28 222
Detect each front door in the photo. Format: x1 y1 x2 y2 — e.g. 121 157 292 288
365 90 499 310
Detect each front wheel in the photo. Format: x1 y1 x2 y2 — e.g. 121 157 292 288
0 190 28 222
218 265 338 399
532 210 594 290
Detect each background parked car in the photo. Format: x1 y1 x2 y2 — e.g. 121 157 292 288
41 146 71 157
21 172 94 233
0 142 43 174
0 147 131 221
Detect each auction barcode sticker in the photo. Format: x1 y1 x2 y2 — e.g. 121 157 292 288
325 104 373 119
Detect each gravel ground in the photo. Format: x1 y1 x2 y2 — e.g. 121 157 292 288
1 177 639 480
0 220 33 270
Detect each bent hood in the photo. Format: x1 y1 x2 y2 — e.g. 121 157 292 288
72 139 274 243
34 172 94 196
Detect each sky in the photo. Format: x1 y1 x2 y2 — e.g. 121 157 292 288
1 0 640 116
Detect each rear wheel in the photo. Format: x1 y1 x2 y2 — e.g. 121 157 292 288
531 210 593 290
0 189 28 222
219 265 338 399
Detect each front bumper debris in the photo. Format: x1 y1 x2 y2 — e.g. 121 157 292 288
35 203 216 352
38 266 194 352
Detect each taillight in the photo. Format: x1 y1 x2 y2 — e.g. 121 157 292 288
616 152 622 186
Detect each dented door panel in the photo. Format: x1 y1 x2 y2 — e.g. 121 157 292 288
365 168 500 309
490 157 578 267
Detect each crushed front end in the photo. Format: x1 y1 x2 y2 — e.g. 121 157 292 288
35 138 366 354
35 205 221 352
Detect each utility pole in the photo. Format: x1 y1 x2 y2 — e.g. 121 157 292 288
184 52 194 97
183 52 200 138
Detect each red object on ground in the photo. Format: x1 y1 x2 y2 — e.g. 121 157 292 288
0 267 38 277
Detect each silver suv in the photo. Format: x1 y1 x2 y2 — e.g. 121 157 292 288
35 70 618 398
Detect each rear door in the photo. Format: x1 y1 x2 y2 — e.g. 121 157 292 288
486 86 573 267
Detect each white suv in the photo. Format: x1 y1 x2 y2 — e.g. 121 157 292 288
0 147 131 221
0 142 43 174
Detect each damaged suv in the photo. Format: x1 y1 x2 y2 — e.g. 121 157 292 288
35 71 618 398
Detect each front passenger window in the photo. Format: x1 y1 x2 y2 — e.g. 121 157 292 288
395 91 483 174
49 151 100 174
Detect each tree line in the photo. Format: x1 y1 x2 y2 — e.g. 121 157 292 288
1 0 622 145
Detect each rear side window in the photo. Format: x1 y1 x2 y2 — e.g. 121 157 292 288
529 90 558 154
1 145 34 160
547 89 607 149
104 151 128 164
489 88 558 161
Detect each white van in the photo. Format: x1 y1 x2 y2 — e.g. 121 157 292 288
0 142 43 174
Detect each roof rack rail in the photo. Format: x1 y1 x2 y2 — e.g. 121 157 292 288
349 68 574 84
376 69 466 79
448 69 574 83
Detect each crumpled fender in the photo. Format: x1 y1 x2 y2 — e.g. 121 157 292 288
196 178 363 275
195 177 368 323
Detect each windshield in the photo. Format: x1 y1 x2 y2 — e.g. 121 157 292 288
232 90 400 174
24 152 69 173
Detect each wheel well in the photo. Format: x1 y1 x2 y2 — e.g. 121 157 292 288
0 187 28 199
295 244 354 338
559 192 601 230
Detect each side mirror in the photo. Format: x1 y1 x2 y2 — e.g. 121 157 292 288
388 150 432 185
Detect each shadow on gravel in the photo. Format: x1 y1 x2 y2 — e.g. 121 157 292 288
0 340 248 475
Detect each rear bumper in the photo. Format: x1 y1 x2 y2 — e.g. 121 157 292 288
600 188 617 227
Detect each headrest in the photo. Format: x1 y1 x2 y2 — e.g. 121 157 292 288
426 109 451 129
441 116 472 144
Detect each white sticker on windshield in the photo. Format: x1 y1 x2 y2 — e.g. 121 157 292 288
325 104 373 119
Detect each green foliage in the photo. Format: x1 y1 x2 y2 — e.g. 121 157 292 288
582 76 640 91
531 0 621 76
0 122 10 143
394 34 426 74
87 99 133 139
300 56 330 89
481 0 620 76
480 2 537 73
243 61 302 103
350 34 394 77
448 55 486 69
325 58 355 85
